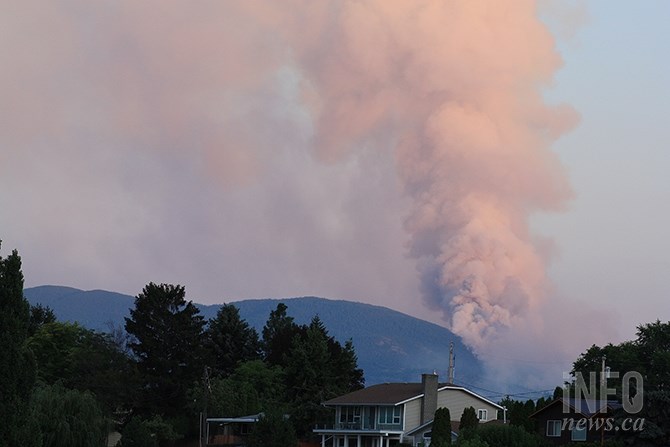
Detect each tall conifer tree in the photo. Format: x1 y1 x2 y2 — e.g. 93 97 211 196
125 283 205 417
0 243 38 446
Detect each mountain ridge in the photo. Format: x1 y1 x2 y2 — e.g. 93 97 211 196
24 285 482 386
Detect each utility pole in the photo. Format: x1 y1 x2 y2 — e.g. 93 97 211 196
600 356 606 447
201 366 212 447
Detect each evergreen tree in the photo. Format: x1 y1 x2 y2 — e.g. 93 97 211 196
0 244 39 447
552 386 563 401
284 317 334 437
459 406 479 440
206 303 261 377
125 283 205 418
261 303 299 367
498 398 536 433
284 316 365 438
432 407 452 446
330 338 365 392
28 303 56 336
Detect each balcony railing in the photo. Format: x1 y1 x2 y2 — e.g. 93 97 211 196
314 422 403 432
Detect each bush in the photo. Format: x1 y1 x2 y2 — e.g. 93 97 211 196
457 437 488 447
475 424 541 447
120 415 178 447
248 411 297 447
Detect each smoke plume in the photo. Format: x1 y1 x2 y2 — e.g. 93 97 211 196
1 0 577 350
260 0 579 348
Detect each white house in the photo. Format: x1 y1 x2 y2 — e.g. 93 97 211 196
314 373 503 447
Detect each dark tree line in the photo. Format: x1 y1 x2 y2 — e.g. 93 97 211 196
0 243 364 446
569 321 670 446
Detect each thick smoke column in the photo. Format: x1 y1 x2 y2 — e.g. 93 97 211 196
1 0 576 349
261 0 578 348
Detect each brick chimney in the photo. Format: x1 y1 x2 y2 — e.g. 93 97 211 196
420 372 438 425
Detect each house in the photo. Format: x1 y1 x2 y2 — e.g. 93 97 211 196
530 398 623 445
313 373 503 447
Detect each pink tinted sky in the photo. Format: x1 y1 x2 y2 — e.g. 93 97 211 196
1 1 668 377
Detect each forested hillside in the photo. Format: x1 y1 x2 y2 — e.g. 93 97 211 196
25 285 483 385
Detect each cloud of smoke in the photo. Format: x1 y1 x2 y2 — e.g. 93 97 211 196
257 0 579 348
1 0 578 351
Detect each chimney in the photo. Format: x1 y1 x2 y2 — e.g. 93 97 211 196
420 372 439 425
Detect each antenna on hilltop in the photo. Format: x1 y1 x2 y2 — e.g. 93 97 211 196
448 341 455 384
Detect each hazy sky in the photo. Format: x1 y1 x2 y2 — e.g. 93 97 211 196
537 0 670 341
1 1 668 380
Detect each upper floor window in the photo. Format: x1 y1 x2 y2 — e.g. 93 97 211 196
547 420 562 437
477 409 488 421
339 406 361 424
378 406 401 425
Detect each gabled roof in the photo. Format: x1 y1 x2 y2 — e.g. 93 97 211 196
323 382 503 410
530 398 623 419
324 383 445 405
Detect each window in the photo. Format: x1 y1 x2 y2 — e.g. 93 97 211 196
339 407 361 424
546 420 562 437
571 425 587 442
378 406 401 425
477 409 488 421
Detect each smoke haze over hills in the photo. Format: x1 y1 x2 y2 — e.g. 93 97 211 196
3 1 665 381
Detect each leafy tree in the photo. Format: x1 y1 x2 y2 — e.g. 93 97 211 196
191 359 285 416
261 303 300 367
28 303 56 336
248 410 297 447
432 407 452 446
30 383 107 447
119 417 156 447
120 415 178 447
570 320 670 445
206 303 261 377
0 244 39 447
27 321 134 413
636 320 670 389
125 283 205 418
233 359 286 405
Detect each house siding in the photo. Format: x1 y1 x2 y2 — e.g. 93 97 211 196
437 389 498 422
532 401 616 445
404 398 422 431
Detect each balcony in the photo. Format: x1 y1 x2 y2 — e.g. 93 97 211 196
314 422 403 433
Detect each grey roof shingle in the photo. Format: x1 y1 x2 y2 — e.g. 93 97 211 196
324 383 449 406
